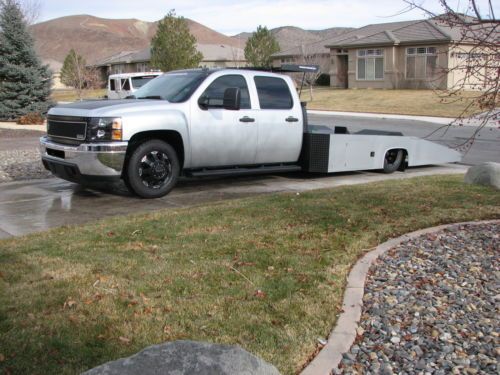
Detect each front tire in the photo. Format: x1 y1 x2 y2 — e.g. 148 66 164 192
124 140 180 198
383 149 403 174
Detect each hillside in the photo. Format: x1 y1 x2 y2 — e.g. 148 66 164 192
31 15 241 64
233 26 353 52
31 15 353 65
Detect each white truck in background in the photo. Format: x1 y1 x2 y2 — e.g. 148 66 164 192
107 72 162 99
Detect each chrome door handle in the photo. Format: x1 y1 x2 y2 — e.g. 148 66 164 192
239 116 255 123
286 116 299 122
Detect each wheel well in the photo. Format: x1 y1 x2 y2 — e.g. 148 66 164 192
385 148 408 171
126 130 185 168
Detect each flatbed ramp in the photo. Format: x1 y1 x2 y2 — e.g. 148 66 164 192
301 125 462 173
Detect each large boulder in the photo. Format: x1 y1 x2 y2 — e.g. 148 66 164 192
82 340 280 375
464 162 500 190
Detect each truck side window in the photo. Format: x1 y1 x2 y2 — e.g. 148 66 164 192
109 79 115 91
121 78 131 91
201 75 251 109
254 76 293 109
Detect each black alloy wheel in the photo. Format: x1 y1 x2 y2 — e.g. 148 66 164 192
125 140 180 198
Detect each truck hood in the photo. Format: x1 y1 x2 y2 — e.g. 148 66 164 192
49 99 173 117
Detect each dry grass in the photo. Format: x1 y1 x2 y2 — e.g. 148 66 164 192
51 89 107 103
301 88 481 117
0 176 499 374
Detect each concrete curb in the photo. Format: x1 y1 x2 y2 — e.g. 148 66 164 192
0 122 45 132
308 110 499 128
300 219 500 375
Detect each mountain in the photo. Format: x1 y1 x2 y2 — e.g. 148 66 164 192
233 26 353 52
31 15 241 64
30 15 353 65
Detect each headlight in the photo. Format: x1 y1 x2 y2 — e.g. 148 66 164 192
88 117 122 142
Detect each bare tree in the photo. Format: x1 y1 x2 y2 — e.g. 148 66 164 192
230 46 242 68
403 0 499 152
60 49 102 100
19 0 40 24
299 45 329 100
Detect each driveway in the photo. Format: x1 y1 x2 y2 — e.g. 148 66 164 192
0 164 466 238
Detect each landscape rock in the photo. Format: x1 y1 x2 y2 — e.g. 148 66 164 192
464 162 500 189
82 340 280 375
335 222 499 374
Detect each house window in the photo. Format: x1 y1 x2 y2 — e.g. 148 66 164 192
357 49 384 80
406 47 438 79
136 63 149 72
112 64 124 74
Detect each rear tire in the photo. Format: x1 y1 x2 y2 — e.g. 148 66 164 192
124 140 180 198
383 149 403 174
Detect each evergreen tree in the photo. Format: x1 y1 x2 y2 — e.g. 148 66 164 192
150 10 203 72
0 0 52 120
244 26 280 68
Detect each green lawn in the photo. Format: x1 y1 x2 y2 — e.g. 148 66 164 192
51 87 481 119
301 88 482 118
51 89 106 103
0 175 499 374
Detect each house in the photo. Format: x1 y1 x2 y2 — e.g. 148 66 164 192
272 16 491 90
93 43 247 80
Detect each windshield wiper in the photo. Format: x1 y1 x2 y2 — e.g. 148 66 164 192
137 95 163 100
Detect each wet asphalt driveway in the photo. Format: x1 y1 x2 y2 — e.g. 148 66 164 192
0 164 466 238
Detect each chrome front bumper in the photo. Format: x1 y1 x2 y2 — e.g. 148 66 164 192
40 136 128 179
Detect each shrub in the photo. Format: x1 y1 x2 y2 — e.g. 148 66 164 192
17 112 45 125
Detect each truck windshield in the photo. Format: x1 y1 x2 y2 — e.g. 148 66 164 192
132 71 209 102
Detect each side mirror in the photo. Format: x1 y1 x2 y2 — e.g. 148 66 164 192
198 95 209 109
223 87 241 110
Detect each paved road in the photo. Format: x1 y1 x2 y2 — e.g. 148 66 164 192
308 113 500 165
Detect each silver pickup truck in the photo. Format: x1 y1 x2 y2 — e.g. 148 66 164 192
40 66 461 198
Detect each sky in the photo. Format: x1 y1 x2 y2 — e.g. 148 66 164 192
37 0 499 35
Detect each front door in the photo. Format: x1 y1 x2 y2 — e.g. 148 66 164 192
190 74 258 168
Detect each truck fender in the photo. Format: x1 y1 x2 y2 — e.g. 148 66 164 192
122 110 191 168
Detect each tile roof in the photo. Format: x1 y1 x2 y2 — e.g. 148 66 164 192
93 44 245 67
272 17 473 58
273 20 418 57
326 20 451 47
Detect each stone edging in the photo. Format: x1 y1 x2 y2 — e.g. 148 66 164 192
300 219 500 375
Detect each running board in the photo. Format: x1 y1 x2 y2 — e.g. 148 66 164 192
185 165 302 178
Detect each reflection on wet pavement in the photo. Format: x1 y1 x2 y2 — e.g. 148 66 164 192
0 164 466 238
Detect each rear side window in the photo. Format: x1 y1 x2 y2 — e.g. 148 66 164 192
109 79 116 91
254 76 293 109
201 74 251 109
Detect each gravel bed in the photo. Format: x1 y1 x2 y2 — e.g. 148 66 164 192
0 149 52 182
336 222 499 375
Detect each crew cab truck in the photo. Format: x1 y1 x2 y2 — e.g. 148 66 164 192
40 66 461 198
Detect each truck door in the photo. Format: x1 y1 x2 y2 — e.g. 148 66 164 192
253 76 303 164
190 74 258 168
